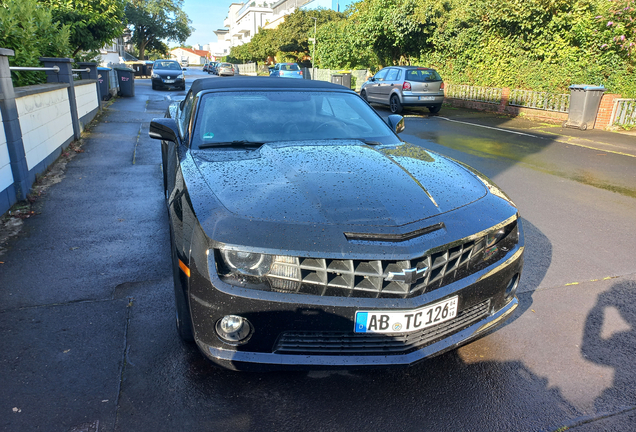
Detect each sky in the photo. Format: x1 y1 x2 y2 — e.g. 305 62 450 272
183 0 233 47
182 0 356 48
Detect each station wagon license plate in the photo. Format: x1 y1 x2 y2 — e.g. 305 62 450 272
419 96 436 101
354 296 458 334
164 79 175 83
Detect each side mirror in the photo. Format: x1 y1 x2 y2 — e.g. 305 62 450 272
183 67 187 71
387 115 405 134
149 118 180 143
370 77 376 82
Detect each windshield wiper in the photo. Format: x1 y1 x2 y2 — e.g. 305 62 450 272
198 140 266 149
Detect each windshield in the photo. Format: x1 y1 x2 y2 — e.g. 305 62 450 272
154 61 181 70
191 91 400 149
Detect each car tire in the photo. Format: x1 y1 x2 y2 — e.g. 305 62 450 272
579 122 587 131
429 104 442 114
390 94 403 114
562 120 568 128
360 90 368 102
152 83 157 90
170 226 194 342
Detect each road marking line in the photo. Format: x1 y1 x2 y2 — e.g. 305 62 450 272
436 117 636 158
437 117 540 138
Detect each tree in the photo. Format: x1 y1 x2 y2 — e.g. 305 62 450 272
39 0 126 57
125 0 192 60
276 9 344 62
595 0 636 62
0 0 71 86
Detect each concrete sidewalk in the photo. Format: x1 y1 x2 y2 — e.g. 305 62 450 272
0 90 173 431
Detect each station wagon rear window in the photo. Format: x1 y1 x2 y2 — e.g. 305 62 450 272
406 69 442 82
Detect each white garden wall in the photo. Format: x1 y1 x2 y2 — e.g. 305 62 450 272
0 109 13 192
16 88 74 170
75 81 99 121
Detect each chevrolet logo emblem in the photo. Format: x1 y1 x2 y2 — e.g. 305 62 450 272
385 266 428 284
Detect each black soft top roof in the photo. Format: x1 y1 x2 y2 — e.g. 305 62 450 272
189 76 353 95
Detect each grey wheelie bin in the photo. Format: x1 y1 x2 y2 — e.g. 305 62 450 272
563 85 605 130
97 67 111 100
115 67 135 97
331 72 352 89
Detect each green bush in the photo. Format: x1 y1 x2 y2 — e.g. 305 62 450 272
0 0 71 87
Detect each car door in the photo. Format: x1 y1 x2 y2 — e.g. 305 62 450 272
165 90 194 203
379 68 400 103
366 69 388 102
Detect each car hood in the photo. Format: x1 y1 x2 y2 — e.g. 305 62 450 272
191 141 487 227
154 69 181 77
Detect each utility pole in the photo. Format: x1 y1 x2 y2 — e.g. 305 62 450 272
310 17 317 68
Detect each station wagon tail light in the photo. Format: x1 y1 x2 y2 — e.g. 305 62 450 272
299 71 303 75
403 81 412 91
440 82 445 90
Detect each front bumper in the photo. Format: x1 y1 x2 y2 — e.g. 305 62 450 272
187 237 524 371
152 77 185 88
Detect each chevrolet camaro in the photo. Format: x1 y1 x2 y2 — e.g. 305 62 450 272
148 77 524 371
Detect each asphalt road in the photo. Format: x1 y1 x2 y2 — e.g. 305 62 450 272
1 67 635 432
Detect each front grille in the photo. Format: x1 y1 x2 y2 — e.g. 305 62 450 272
267 236 486 299
273 300 490 355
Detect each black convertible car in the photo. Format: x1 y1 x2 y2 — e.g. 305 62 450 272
149 77 524 370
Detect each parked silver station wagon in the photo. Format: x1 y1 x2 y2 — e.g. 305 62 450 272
361 66 445 114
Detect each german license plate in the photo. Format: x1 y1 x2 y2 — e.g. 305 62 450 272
354 296 458 334
419 96 435 101
164 79 175 83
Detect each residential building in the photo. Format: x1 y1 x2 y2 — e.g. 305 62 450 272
211 29 232 60
223 2 274 47
265 0 353 30
98 37 126 67
170 47 210 65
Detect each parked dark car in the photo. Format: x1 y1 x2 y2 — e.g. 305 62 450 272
151 60 185 90
148 77 524 371
360 66 445 114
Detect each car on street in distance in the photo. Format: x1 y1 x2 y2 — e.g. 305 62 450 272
202 62 211 72
269 62 303 79
217 62 235 76
360 66 445 114
148 76 524 371
151 60 186 90
209 61 219 74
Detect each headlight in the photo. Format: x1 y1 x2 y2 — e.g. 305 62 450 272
177 74 184 79
220 249 274 276
472 219 519 264
151 73 159 78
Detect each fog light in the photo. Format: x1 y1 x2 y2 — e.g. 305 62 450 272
505 274 520 300
216 315 251 344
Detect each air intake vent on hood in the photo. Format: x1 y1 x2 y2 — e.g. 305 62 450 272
344 222 445 243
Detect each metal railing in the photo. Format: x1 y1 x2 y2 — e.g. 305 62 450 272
10 66 60 72
445 85 502 104
610 98 636 127
509 89 570 113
